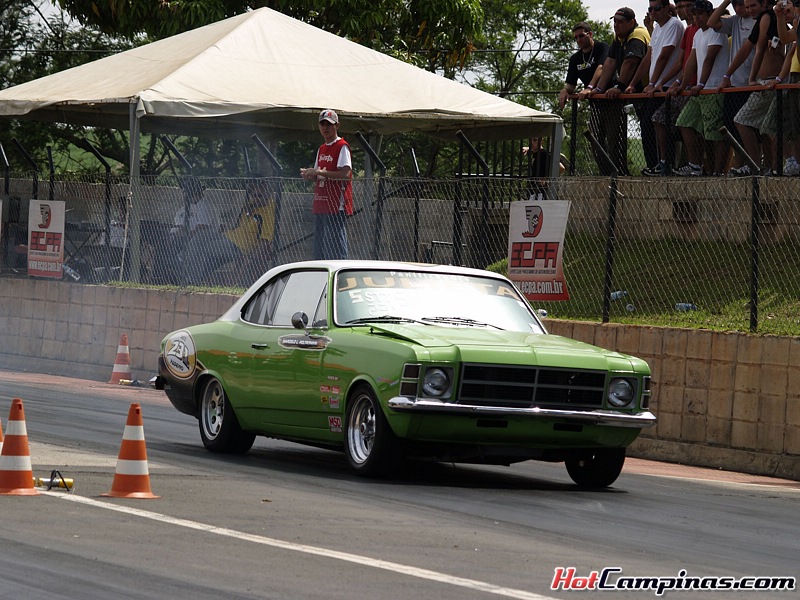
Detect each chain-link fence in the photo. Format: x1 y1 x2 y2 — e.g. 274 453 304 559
562 85 800 177
2 170 799 335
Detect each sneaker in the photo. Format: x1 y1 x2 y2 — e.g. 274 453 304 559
642 161 667 176
784 156 800 176
728 165 753 177
675 163 702 177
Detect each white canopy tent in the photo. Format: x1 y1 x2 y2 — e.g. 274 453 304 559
0 7 561 146
0 7 563 277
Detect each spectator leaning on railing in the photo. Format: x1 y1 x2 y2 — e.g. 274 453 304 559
560 22 610 175
708 0 759 173
586 7 651 175
628 0 685 175
763 0 800 174
669 0 731 176
559 22 610 109
721 0 789 175
645 0 700 176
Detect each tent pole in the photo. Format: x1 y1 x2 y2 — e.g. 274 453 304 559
129 101 142 283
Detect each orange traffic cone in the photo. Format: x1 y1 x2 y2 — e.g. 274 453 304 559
0 399 39 496
102 402 159 499
108 333 132 384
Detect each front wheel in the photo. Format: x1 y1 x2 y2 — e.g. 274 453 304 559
198 377 255 454
565 448 626 488
344 385 401 477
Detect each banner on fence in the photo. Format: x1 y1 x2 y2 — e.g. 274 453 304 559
507 201 570 302
27 199 65 279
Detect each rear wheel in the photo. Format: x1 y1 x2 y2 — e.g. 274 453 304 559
565 448 626 488
345 385 401 477
198 377 255 454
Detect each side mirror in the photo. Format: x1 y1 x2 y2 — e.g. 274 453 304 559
291 311 309 330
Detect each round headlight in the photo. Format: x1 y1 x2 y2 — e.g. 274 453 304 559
608 378 634 408
422 368 450 397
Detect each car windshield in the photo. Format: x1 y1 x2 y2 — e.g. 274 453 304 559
335 269 544 334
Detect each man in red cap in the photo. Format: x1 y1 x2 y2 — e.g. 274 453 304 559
301 109 353 260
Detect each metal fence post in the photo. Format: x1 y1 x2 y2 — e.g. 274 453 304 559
250 134 284 268
410 148 421 262
569 98 578 176
582 130 620 323
720 126 760 332
160 136 193 285
12 138 38 199
355 132 387 260
457 131 489 268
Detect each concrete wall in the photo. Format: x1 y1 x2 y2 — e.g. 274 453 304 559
547 320 799 480
1 277 797 480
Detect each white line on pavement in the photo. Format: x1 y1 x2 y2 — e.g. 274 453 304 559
43 491 556 600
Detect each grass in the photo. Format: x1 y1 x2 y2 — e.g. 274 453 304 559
489 234 800 336
101 233 800 336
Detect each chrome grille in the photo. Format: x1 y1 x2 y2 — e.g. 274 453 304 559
458 364 606 409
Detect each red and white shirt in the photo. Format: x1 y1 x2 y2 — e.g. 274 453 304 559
312 137 353 215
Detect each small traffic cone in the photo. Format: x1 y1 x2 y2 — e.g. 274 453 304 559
102 403 159 499
0 415 4 455
0 399 39 496
108 333 132 384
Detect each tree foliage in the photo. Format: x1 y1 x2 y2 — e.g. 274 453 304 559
55 0 483 73
2 0 605 178
0 5 140 173
465 0 609 112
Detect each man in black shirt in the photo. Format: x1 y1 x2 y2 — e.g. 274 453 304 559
559 22 611 109
559 23 610 176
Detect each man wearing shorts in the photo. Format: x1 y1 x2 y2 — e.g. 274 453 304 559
728 0 788 174
709 0 759 173
647 0 699 175
672 0 730 175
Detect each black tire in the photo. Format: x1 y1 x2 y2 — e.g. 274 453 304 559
565 448 626 488
344 385 401 477
198 377 255 454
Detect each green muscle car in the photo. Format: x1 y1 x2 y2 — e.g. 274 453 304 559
156 260 655 488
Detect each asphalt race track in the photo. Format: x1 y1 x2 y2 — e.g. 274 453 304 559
0 371 797 600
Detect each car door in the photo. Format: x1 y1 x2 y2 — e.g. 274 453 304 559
248 269 330 436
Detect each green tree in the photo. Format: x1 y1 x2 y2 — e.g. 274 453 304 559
466 0 609 112
0 6 141 174
55 0 483 73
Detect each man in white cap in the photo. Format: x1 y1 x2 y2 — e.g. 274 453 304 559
300 109 353 260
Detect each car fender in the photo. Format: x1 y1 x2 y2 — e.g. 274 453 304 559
344 373 420 439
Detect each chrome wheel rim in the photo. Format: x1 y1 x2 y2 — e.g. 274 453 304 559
347 394 376 465
201 379 225 440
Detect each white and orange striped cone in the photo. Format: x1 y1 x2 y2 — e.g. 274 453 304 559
101 402 159 499
108 333 132 384
0 399 39 496
0 415 4 455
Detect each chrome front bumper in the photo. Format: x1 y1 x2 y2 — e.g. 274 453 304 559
387 397 657 428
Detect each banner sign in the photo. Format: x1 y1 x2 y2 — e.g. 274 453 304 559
27 199 66 279
507 201 570 302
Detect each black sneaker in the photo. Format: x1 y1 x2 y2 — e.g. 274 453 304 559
675 163 702 177
642 161 667 176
